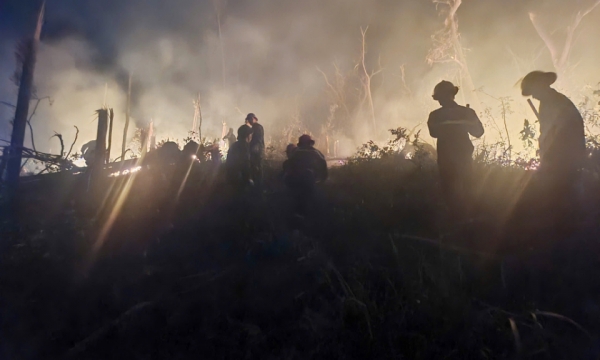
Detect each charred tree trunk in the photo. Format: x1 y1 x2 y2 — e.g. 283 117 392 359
140 128 148 159
94 109 109 170
106 109 114 164
193 94 203 142
5 2 45 188
121 74 132 161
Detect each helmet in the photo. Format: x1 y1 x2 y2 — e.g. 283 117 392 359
432 80 459 100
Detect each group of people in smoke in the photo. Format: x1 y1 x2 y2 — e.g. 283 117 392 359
225 113 328 213
428 70 586 219
138 69 584 221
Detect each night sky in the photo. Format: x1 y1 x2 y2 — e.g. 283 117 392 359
1 0 599 155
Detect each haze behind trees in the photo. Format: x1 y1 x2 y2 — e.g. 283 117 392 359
1 0 599 160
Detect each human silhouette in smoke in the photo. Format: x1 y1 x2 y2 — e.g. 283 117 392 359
284 135 327 216
226 125 254 192
223 127 237 149
427 81 484 218
246 113 265 189
520 71 586 223
521 71 586 179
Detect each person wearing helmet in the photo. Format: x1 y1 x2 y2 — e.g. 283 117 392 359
226 125 254 191
245 113 265 188
285 135 327 215
427 80 484 217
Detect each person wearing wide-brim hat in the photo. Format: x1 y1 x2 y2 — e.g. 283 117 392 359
427 80 484 219
520 71 586 225
520 71 586 172
284 135 327 215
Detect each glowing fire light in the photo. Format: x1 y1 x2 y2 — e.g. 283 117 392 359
108 166 142 177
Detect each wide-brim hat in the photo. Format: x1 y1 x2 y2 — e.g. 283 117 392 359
432 80 459 100
298 134 315 146
520 71 557 96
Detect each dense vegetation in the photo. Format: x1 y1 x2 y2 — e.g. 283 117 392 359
1 143 600 359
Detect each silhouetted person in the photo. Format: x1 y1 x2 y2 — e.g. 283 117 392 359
427 81 484 218
521 71 586 176
223 127 236 148
181 140 200 160
282 143 297 176
81 140 97 166
521 71 586 224
226 125 254 192
285 135 327 215
208 143 222 167
246 113 265 188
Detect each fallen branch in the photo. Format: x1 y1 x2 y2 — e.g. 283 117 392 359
533 311 593 340
64 301 155 359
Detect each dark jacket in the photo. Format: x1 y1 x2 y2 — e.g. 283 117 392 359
249 123 265 158
427 101 484 161
286 145 328 184
226 141 251 185
537 89 586 170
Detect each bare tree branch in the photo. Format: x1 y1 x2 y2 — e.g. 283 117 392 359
359 26 380 132
51 132 65 157
25 96 52 152
66 126 79 159
529 0 600 76
0 101 16 108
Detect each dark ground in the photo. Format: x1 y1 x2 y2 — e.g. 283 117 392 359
1 157 600 359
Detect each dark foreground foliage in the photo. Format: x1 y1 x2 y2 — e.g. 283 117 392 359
2 156 600 359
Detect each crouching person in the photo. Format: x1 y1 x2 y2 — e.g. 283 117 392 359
284 135 328 215
225 125 254 193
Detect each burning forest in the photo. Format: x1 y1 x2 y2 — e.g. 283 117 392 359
2 0 600 359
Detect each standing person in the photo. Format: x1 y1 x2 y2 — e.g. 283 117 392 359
427 80 484 218
285 135 327 215
520 71 586 180
520 71 586 222
226 125 254 192
223 128 237 149
246 113 265 188
282 144 297 176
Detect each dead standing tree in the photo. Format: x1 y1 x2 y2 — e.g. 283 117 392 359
212 0 227 89
121 73 132 161
5 1 45 190
192 94 203 141
427 0 479 106
359 26 383 133
528 0 600 81
317 62 353 156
